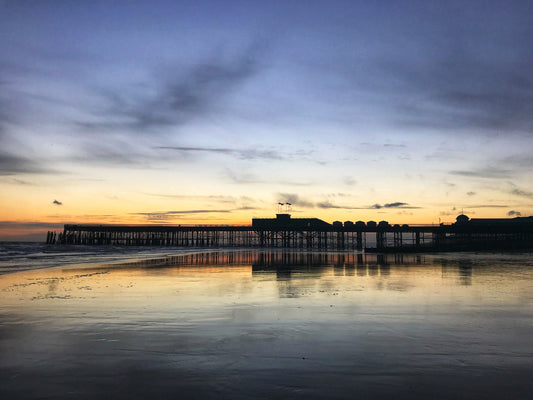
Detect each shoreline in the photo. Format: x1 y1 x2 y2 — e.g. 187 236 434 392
2 243 533 277
0 243 227 276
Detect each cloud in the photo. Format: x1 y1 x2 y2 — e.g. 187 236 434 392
316 201 342 209
316 201 365 210
449 167 511 179
383 143 406 148
502 154 533 170
371 202 420 209
381 42 533 134
52 199 62 205
382 202 407 208
156 146 285 161
343 176 357 186
0 79 17 134
508 210 522 217
225 169 312 186
0 151 54 175
143 193 238 203
225 169 265 185
79 42 263 133
510 188 533 199
72 146 142 166
0 221 64 229
66 138 168 168
466 204 508 208
235 206 259 211
277 193 315 208
141 193 259 210
131 209 234 223
0 177 35 185
438 205 508 217
440 210 458 216
314 200 421 210
133 210 232 217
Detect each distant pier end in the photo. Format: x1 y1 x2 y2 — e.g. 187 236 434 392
46 214 533 252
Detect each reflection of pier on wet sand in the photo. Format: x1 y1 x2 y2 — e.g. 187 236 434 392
61 249 471 286
47 213 533 252
3 251 532 399
96 251 426 271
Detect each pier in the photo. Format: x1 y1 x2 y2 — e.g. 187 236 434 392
46 214 533 251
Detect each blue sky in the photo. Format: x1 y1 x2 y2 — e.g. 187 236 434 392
1 0 533 239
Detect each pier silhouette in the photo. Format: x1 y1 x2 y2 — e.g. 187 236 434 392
47 213 533 252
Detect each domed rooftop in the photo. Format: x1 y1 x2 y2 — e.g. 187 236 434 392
456 214 470 224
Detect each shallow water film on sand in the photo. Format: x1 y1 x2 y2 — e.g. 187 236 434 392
1 250 533 399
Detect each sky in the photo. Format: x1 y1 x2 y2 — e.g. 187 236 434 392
1 0 533 240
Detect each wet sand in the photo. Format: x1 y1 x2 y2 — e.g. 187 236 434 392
1 251 533 399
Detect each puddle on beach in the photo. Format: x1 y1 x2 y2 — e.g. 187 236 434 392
1 250 533 399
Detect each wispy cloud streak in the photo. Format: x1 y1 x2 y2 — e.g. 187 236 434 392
449 168 512 179
0 152 55 175
79 43 263 133
157 146 285 161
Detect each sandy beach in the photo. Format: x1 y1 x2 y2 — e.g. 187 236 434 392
1 250 533 399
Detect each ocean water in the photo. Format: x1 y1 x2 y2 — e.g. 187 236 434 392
0 242 219 275
1 248 533 399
